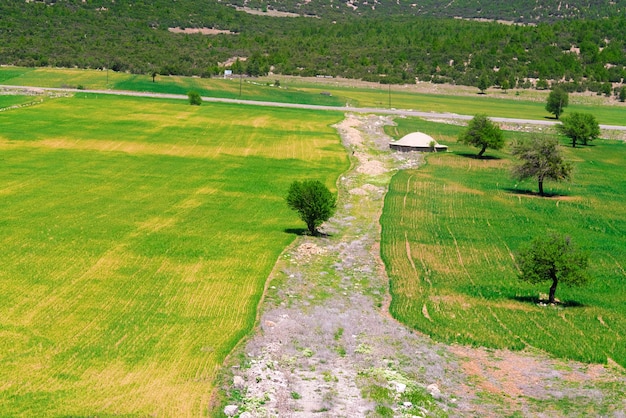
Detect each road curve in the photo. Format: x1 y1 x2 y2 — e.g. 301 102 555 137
3 84 625 131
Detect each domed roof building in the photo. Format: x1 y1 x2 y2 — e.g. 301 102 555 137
389 132 448 152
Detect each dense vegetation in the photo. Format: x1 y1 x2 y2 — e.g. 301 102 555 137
0 93 347 415
1 0 626 91
381 118 626 368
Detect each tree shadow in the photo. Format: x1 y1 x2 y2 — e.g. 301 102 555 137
454 152 502 160
511 295 586 308
544 116 559 120
502 187 568 198
283 228 332 238
283 228 309 236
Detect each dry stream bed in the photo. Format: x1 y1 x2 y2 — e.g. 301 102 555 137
220 114 626 417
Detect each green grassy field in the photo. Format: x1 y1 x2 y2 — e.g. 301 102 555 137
0 93 348 415
2 67 626 125
381 118 626 367
0 95 39 110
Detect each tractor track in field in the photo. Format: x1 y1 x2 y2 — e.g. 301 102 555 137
219 114 626 417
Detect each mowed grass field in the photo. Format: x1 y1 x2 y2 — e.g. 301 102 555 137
381 118 626 367
0 93 347 415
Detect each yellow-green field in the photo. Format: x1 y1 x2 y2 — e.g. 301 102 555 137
381 118 626 367
0 93 348 415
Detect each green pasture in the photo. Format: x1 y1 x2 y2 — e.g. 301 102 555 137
0 67 344 106
381 117 626 367
0 94 347 415
268 76 626 126
2 67 626 125
0 95 38 109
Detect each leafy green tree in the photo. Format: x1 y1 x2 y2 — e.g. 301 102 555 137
556 112 600 147
477 74 491 94
458 114 505 157
187 91 202 106
619 86 626 103
516 234 589 304
231 58 244 75
546 87 569 119
151 71 158 83
286 180 336 236
511 134 572 196
536 79 550 90
501 79 510 93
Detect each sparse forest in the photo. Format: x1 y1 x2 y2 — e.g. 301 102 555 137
1 0 626 93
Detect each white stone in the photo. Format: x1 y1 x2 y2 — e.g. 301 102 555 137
233 375 245 389
239 413 253 418
393 381 407 393
224 405 238 416
403 401 413 408
427 383 441 399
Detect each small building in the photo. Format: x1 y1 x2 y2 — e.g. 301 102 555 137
389 132 448 152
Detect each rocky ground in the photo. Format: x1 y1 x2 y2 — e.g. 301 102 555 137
220 114 626 418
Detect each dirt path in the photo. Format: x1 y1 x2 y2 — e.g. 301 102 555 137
220 114 625 417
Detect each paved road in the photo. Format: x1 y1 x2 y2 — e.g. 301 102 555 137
3 84 626 131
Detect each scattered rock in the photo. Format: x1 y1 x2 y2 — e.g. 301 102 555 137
393 381 407 393
223 404 238 416
427 383 441 399
233 375 245 389
239 412 253 418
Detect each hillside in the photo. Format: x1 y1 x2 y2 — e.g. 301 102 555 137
1 1 625 90
228 0 626 22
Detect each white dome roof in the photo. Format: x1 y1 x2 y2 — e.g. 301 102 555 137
391 132 447 149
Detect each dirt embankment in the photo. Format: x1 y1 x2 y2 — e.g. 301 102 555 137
219 114 626 417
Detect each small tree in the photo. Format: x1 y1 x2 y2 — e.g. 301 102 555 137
556 112 600 147
511 134 572 196
619 86 626 103
477 74 491 94
458 114 505 157
151 71 158 83
516 234 589 304
501 79 510 93
187 91 202 106
546 87 569 119
286 180 336 236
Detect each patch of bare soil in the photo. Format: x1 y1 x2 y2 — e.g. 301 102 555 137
168 27 236 35
220 114 626 417
234 6 316 18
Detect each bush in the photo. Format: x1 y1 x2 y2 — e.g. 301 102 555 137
187 91 202 106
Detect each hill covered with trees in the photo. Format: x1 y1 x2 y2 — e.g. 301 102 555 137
229 0 626 22
1 0 625 91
